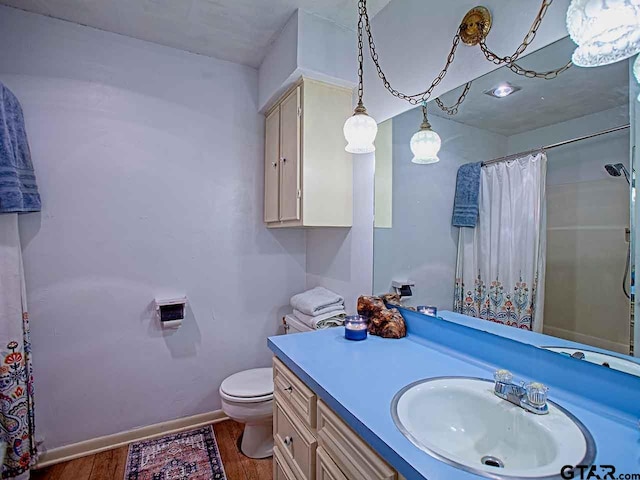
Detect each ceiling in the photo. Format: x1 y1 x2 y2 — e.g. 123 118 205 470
0 0 391 67
430 37 629 136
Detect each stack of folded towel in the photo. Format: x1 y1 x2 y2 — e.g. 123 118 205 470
290 287 346 330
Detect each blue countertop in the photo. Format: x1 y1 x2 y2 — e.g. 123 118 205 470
268 320 640 480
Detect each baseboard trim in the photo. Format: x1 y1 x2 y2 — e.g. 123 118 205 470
35 410 228 469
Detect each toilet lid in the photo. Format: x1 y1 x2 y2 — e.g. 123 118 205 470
220 368 273 398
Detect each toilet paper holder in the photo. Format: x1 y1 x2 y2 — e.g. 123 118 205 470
155 297 187 329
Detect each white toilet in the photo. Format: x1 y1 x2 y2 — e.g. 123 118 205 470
219 367 274 459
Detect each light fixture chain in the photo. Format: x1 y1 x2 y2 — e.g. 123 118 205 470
478 0 571 79
506 59 573 79
479 0 553 65
359 0 462 106
435 81 472 115
356 0 365 106
420 32 462 104
354 0 569 114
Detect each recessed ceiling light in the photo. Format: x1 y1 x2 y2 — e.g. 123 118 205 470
484 82 522 99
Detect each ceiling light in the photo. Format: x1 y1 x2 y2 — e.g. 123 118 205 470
494 85 514 98
567 0 640 67
344 103 378 154
484 83 521 99
410 106 441 164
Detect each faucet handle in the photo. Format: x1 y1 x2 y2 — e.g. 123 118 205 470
525 382 549 407
494 369 513 383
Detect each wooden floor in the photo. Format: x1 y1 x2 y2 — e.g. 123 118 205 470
31 420 273 480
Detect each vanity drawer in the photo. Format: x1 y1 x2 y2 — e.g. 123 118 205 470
275 446 298 480
317 400 396 480
316 447 348 480
273 357 317 429
274 392 317 480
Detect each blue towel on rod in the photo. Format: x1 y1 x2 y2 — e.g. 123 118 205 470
0 81 41 214
452 162 481 228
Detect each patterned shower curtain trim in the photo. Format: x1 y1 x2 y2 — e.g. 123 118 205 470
0 314 37 478
454 272 540 330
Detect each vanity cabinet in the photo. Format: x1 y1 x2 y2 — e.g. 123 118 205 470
264 78 353 228
273 357 402 480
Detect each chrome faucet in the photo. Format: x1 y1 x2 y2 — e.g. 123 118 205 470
493 370 549 415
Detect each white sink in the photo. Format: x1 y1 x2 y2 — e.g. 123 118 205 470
542 347 640 377
391 377 595 479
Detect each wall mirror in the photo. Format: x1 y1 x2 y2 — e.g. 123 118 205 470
373 36 640 376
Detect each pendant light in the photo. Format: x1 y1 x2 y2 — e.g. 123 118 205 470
567 0 640 67
344 3 377 154
344 102 378 154
410 105 441 164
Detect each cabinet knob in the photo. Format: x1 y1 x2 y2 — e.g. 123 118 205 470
281 157 287 164
271 162 277 168
284 385 292 393
284 436 293 446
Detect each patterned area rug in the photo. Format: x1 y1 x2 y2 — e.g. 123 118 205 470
124 425 227 480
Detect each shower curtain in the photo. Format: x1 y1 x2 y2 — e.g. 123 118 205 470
454 153 547 332
0 214 36 478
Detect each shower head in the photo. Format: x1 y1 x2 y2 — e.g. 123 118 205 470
605 163 630 184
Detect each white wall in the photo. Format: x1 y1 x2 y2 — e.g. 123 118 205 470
0 6 307 450
508 105 630 185
258 10 299 112
373 108 507 309
258 10 356 112
296 11 356 89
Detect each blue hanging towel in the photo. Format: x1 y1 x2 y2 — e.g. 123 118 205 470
0 82 41 213
452 162 481 228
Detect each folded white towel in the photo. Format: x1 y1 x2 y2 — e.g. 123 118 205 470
290 287 344 316
293 309 346 330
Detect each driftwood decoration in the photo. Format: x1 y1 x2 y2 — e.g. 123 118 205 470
357 295 407 339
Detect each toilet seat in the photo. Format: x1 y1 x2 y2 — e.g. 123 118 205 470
220 367 274 403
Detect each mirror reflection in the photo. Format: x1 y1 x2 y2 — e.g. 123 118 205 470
373 36 639 375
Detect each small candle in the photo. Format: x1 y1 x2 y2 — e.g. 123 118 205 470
345 315 368 341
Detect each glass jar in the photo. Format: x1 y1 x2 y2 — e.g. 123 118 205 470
344 315 368 341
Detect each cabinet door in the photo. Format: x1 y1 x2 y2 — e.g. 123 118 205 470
264 107 280 223
279 86 301 222
274 446 298 480
317 447 348 480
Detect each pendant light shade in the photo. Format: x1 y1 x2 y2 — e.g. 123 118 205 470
410 113 441 165
567 0 640 67
344 107 378 154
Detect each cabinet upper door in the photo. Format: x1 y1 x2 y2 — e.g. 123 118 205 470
264 107 280 223
279 86 301 222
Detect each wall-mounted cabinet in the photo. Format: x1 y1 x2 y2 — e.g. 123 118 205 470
264 78 353 228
